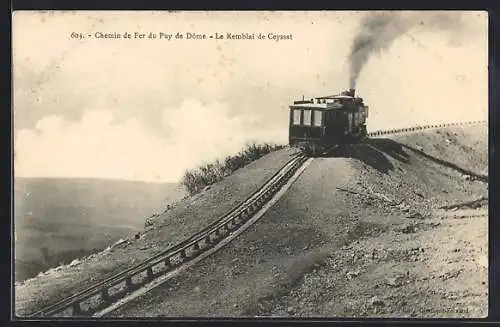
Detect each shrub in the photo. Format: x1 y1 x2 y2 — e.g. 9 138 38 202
144 217 154 227
181 142 285 196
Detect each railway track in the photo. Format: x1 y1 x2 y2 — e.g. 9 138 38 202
317 120 487 157
367 120 487 138
27 119 486 318
29 152 309 318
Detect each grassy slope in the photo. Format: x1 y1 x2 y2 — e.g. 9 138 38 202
15 147 299 316
110 124 488 318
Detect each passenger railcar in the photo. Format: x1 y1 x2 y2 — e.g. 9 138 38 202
288 88 369 156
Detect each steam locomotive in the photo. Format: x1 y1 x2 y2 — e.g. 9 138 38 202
288 88 369 156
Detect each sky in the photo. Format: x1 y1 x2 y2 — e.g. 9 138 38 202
12 11 488 183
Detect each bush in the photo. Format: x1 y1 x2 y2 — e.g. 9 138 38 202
144 217 154 227
181 142 285 196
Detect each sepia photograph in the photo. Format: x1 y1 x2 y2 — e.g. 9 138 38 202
12 10 488 319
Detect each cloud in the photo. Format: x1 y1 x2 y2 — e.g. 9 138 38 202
14 100 288 183
12 11 357 131
13 11 488 182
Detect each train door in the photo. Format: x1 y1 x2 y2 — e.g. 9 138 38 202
325 110 341 144
324 111 333 140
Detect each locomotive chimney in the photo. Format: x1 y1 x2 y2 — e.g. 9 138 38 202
349 88 355 97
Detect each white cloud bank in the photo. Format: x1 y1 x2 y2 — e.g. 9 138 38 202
13 11 488 183
14 100 288 183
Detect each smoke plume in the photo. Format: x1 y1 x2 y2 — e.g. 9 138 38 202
348 11 464 89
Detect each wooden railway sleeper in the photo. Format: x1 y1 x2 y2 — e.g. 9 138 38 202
101 288 110 302
72 302 82 316
146 266 154 279
179 249 187 261
125 277 133 290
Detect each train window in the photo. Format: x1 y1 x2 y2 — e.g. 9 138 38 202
303 110 312 126
292 109 301 125
313 110 322 126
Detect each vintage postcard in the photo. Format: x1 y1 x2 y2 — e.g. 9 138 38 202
12 11 488 319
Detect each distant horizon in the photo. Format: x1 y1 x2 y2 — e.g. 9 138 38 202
13 11 488 183
13 175 183 184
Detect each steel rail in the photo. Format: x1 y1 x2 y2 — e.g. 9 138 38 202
29 153 307 318
28 119 486 317
367 120 487 138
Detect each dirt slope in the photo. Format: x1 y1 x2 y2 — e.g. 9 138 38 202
108 124 487 318
14 147 300 316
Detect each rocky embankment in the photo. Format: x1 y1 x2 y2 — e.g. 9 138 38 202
109 124 487 318
16 124 488 318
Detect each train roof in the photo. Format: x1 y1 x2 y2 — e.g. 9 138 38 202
317 95 354 99
290 103 332 109
291 94 364 110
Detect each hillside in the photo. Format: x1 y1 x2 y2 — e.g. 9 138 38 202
14 178 185 283
106 124 487 318
15 124 487 318
14 148 300 316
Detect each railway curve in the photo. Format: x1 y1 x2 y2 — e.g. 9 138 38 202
29 152 308 317
26 119 487 318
